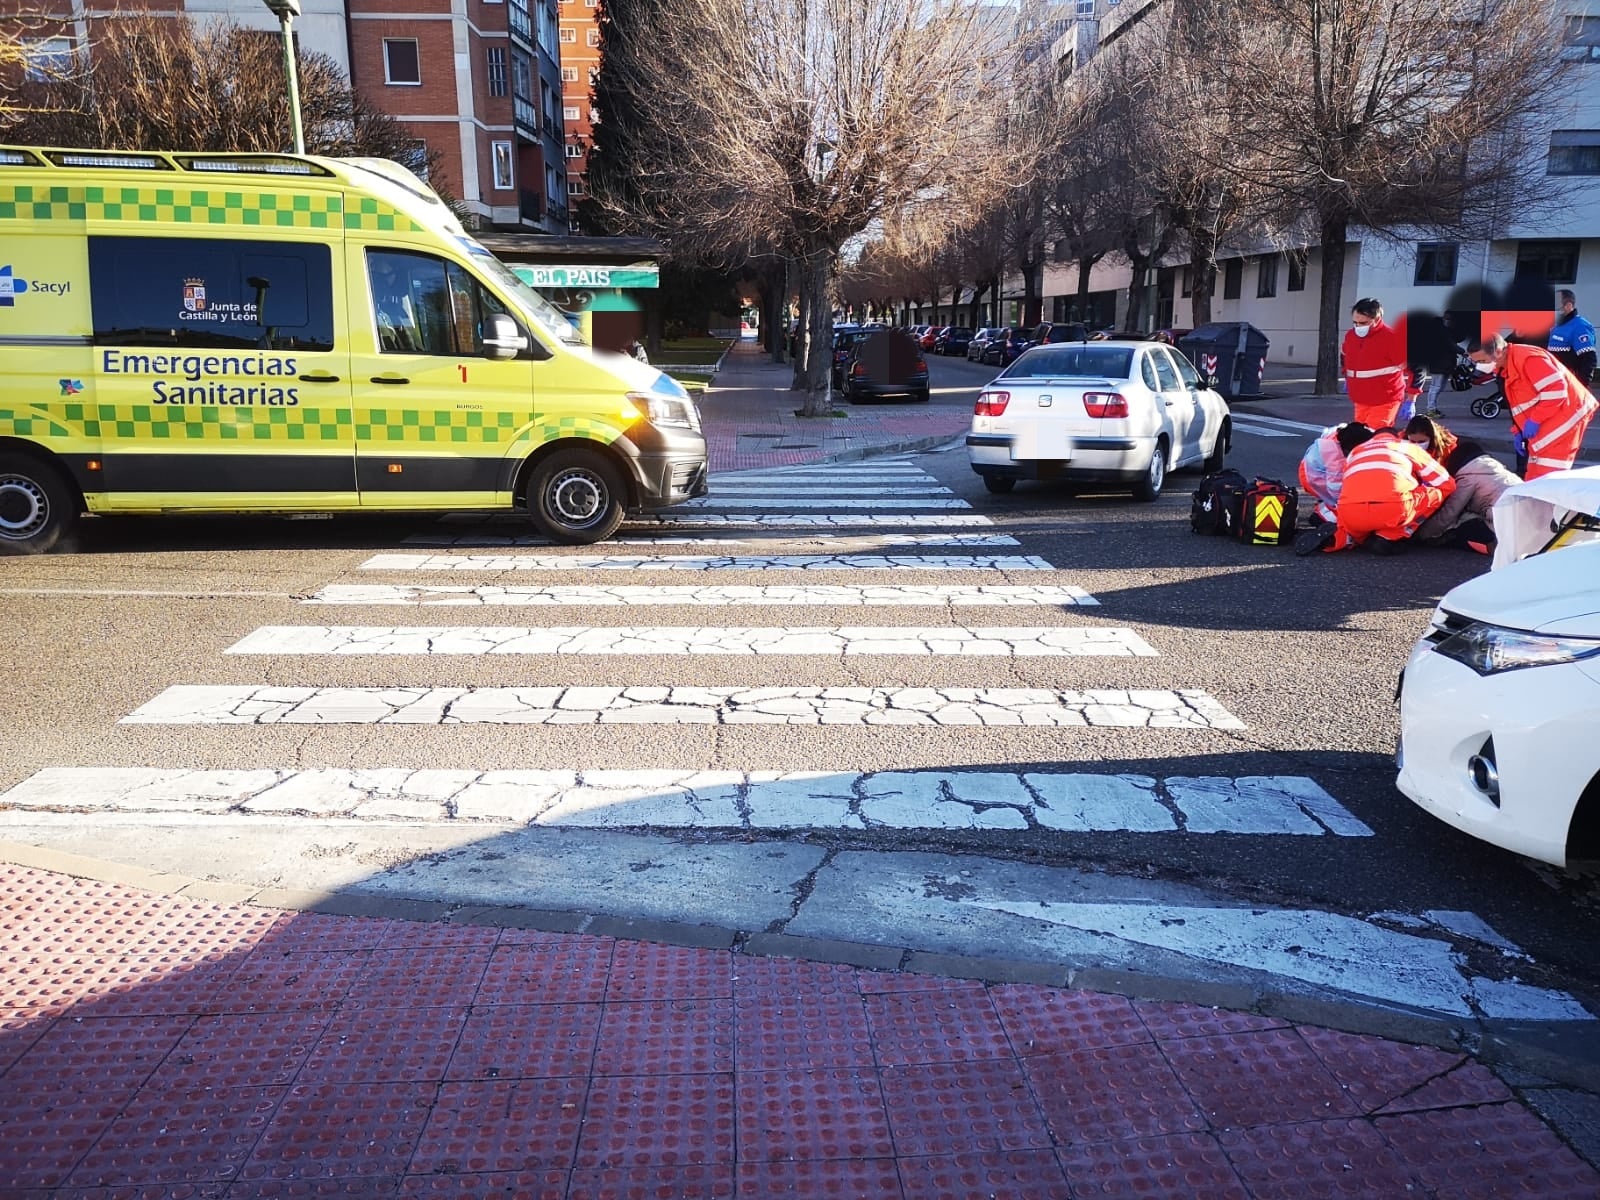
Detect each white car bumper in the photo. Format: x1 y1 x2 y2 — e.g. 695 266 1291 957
1396 639 1600 866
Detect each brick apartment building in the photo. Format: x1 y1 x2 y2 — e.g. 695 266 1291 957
9 0 572 234
555 0 598 227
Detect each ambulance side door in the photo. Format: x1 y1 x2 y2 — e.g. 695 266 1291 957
346 245 537 509
89 234 356 510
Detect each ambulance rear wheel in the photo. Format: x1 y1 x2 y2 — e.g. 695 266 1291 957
0 452 78 556
526 448 627 545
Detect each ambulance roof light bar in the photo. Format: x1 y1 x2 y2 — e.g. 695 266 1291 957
46 151 172 170
0 149 40 166
175 155 330 177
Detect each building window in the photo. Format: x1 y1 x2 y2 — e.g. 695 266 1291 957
1548 131 1600 176
563 105 580 120
1515 240 1581 285
486 47 507 97
512 50 533 100
559 27 576 42
565 143 584 158
1075 0 1094 16
561 67 579 82
1256 255 1278 298
22 36 74 82
1414 242 1458 286
586 28 601 47
384 39 421 85
1222 259 1242 300
490 141 515 190
568 180 585 196
1563 15 1600 62
1287 252 1306 292
585 0 599 6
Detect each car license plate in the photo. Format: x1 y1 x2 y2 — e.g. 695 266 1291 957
1010 428 1073 461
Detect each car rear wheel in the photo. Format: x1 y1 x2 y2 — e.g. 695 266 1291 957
1203 419 1230 473
913 388 930 403
0 452 79 555
526 447 627 544
983 475 1016 494
1133 437 1168 502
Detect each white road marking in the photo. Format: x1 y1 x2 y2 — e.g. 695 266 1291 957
704 485 955 496
120 686 1245 728
640 514 999 528
359 553 1056 572
679 497 973 509
958 897 1592 1021
1228 421 1297 440
2 769 1366 836
302 583 1097 608
224 625 1157 658
1227 411 1329 434
400 532 1021 548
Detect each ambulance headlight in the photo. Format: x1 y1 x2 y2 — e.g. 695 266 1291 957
1433 621 1600 676
626 391 701 432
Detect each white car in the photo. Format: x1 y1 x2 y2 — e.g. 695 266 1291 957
1396 467 1600 866
966 338 1231 499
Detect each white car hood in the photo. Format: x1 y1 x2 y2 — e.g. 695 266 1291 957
1491 464 1600 569
562 341 676 392
1441 540 1600 635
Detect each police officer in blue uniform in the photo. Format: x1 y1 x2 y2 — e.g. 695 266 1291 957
1548 288 1597 389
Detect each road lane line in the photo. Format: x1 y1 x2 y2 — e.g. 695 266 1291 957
300 583 1096 607
357 553 1056 571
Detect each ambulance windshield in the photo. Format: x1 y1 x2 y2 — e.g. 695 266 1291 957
463 241 586 346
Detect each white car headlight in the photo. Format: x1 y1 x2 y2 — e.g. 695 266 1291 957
1433 621 1600 676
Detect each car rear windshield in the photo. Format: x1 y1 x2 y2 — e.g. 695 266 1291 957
1003 346 1134 380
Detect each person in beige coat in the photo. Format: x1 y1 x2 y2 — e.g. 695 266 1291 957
1405 415 1519 554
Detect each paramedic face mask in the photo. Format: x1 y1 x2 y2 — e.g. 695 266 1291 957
1352 315 1376 338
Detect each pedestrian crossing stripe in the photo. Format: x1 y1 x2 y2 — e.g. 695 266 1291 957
399 532 1022 548
222 625 1156 657
121 685 1245 728
358 553 1057 571
680 497 973 509
0 769 1368 836
300 584 1097 607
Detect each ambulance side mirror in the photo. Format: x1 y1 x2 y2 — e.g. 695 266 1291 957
483 313 527 360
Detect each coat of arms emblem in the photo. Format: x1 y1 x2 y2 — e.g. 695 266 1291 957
183 278 207 312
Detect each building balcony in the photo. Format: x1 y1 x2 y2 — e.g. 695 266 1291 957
514 95 540 140
519 188 543 224
509 0 533 46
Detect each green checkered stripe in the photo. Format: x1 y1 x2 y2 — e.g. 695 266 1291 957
0 185 416 231
0 408 75 440
536 414 625 444
342 195 425 233
355 408 540 445
59 402 352 443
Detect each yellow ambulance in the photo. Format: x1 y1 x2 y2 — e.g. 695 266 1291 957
0 145 708 553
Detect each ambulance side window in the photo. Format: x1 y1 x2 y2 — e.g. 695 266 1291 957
369 249 526 357
87 236 334 351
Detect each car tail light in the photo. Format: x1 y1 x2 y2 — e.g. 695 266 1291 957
975 390 1010 416
1083 392 1129 418
851 361 865 376
916 358 928 373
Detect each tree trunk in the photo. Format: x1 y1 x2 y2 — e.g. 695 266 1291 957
790 255 807 388
969 281 986 329
800 248 835 418
1316 214 1349 396
1188 229 1218 328
1075 254 1099 323
1021 254 1042 328
1125 253 1150 332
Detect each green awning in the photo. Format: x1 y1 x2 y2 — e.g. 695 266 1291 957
512 263 659 289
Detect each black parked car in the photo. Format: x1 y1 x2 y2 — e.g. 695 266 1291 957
984 327 1032 367
1026 322 1091 350
966 328 1004 362
933 326 973 355
842 329 930 403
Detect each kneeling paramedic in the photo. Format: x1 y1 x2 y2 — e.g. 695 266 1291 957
1299 426 1455 555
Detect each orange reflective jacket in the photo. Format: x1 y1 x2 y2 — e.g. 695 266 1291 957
1339 432 1456 508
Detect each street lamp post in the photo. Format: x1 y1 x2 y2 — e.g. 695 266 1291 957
261 0 305 155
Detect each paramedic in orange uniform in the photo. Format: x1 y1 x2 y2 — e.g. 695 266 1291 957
1340 298 1409 430
1468 333 1598 480
1318 426 1456 555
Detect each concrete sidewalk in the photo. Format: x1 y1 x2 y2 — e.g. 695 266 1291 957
699 343 971 473
3 860 1598 1197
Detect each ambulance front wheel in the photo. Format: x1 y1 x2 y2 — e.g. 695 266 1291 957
526 447 627 544
0 452 79 555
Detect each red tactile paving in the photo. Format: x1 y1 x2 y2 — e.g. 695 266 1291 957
2 864 1598 1199
445 1002 601 1081
735 1068 894 1161
604 942 733 1003
734 991 876 1072
298 1005 468 1084
1217 1119 1424 1198
895 1149 1071 1199
478 942 613 1005
1059 1131 1249 1199
1377 1102 1600 1198
991 986 1150 1057
410 1078 588 1175
877 1059 1053 1157
1023 1041 1207 1144
1159 1027 1361 1128
67 1084 283 1188
863 987 1011 1066
575 1073 737 1169
591 998 735 1076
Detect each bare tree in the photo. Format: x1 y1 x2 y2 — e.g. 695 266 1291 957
591 0 1029 415
1192 0 1573 391
3 15 443 194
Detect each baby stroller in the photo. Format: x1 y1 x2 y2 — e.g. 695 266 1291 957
1445 350 1506 419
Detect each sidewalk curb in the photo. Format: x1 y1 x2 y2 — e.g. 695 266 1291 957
5 836 1597 1102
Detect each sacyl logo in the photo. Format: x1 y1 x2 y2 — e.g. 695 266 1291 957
0 264 70 306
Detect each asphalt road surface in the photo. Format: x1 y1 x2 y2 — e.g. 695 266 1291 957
2 351 1596 1047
